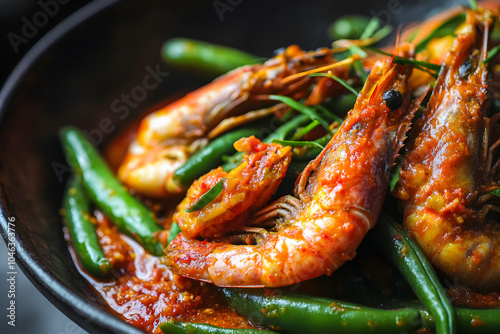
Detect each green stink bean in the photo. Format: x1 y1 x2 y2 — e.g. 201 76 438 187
59 127 164 256
369 213 456 334
61 176 111 277
159 320 277 334
162 38 259 75
222 288 422 334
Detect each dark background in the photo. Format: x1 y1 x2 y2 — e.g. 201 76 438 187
1 2 90 333
0 0 92 85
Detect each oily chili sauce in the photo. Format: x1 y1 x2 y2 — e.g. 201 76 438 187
70 211 255 333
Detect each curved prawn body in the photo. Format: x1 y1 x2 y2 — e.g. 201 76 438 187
175 136 292 239
118 45 355 198
394 11 500 290
166 45 419 287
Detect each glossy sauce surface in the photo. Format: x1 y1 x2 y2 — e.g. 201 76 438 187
73 212 255 333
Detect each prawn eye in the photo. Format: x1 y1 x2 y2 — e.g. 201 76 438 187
383 89 403 111
458 60 473 79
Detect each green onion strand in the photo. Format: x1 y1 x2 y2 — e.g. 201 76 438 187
483 44 500 64
292 121 320 140
469 0 478 10
272 139 325 149
491 188 500 197
309 73 359 96
269 95 333 134
314 105 344 125
389 164 401 192
360 17 381 40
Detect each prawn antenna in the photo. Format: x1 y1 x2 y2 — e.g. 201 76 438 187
390 24 404 66
480 13 490 62
281 55 360 85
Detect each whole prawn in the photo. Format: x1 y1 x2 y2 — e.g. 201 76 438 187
166 44 420 287
118 45 360 198
394 10 500 291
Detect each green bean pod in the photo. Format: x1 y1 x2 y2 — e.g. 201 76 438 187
59 127 164 256
222 288 423 334
162 38 260 75
224 288 500 333
328 15 371 40
159 320 277 334
61 176 111 277
173 125 260 187
454 308 500 334
415 306 500 334
369 213 456 334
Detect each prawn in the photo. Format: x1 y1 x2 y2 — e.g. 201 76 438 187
393 10 500 291
166 44 420 287
117 45 361 198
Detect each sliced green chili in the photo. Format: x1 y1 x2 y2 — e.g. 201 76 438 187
185 179 225 213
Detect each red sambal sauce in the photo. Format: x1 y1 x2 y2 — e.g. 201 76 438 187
70 212 255 333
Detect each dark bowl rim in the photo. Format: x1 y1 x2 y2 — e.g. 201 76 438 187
0 1 146 333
